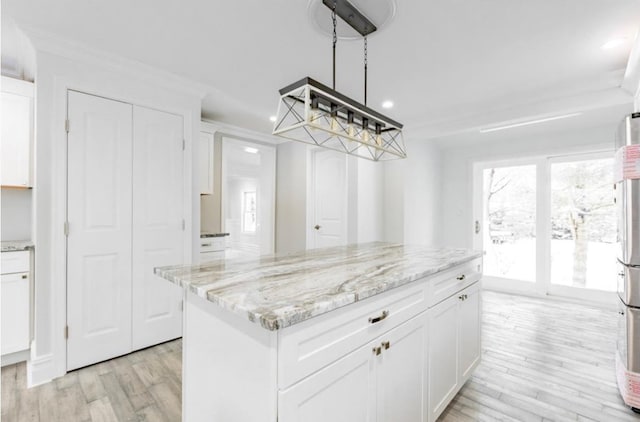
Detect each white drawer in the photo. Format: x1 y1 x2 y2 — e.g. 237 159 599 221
277 279 429 389
429 258 482 307
1 251 30 274
201 238 225 252
200 251 225 263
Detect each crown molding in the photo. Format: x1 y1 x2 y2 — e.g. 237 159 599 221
404 85 632 142
19 25 209 99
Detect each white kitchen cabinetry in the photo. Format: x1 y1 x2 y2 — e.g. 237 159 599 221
199 131 214 195
1 251 31 356
1 77 33 188
181 258 482 422
200 236 225 263
279 311 428 422
428 281 481 421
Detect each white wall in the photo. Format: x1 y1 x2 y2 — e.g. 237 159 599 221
357 159 384 243
1 189 32 240
383 137 443 246
275 142 308 254
30 47 201 386
439 124 618 250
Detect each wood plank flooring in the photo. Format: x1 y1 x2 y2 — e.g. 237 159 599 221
2 291 639 421
439 292 640 422
1 340 182 422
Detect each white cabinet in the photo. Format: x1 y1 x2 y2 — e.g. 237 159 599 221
1 251 31 356
181 258 482 422
199 131 214 195
1 77 33 187
200 236 225 263
279 340 376 422
279 312 428 422
428 281 481 421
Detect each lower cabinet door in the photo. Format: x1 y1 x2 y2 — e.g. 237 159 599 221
1 272 30 355
279 342 377 422
377 312 428 422
428 293 459 421
459 282 481 380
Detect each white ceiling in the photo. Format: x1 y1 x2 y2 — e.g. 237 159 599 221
3 0 640 139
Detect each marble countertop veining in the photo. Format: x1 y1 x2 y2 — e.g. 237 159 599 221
155 242 482 331
1 240 34 252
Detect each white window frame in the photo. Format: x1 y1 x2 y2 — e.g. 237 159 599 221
473 150 617 305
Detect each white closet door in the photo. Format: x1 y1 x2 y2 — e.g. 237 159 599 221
132 105 184 350
67 91 133 371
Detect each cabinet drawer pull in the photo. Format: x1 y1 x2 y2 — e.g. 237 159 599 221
202 243 212 247
372 346 382 356
368 310 389 324
459 294 468 301
457 274 466 281
382 341 390 350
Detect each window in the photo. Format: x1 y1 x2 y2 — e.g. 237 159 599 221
474 152 617 303
242 191 257 233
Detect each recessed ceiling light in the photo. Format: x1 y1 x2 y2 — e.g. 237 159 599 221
602 38 627 50
479 113 582 133
269 115 277 122
244 147 259 154
382 100 394 109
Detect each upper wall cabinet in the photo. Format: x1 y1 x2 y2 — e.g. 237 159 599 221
1 77 34 188
199 131 215 195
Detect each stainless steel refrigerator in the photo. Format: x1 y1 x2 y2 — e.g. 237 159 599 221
616 112 640 412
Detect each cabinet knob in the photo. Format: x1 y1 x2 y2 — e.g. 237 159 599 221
21 274 28 279
368 310 389 324
372 346 382 356
314 225 321 230
457 274 466 281
382 341 390 350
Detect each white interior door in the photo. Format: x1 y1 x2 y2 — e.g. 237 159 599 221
132 105 185 350
310 150 347 249
67 91 133 370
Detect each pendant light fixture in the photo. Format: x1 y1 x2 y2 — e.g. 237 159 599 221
272 0 406 161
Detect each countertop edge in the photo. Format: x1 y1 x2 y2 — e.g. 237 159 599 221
155 247 483 331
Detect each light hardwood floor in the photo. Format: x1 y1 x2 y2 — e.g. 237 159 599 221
2 291 639 421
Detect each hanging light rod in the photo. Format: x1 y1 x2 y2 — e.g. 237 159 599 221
321 0 377 36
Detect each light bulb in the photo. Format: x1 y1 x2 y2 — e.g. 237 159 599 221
376 133 383 147
362 129 370 144
347 124 356 138
330 116 339 132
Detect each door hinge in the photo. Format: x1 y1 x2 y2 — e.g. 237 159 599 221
182 139 186 151
182 219 185 231
64 221 69 237
180 300 184 311
65 119 70 133
64 325 69 339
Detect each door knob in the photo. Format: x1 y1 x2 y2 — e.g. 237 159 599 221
314 224 321 230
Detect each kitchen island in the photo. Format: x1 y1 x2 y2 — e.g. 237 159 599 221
155 242 483 422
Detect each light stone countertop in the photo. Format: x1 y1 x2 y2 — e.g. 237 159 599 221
155 242 483 331
1 240 34 253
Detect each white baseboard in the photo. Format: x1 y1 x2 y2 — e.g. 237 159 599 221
27 353 58 388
